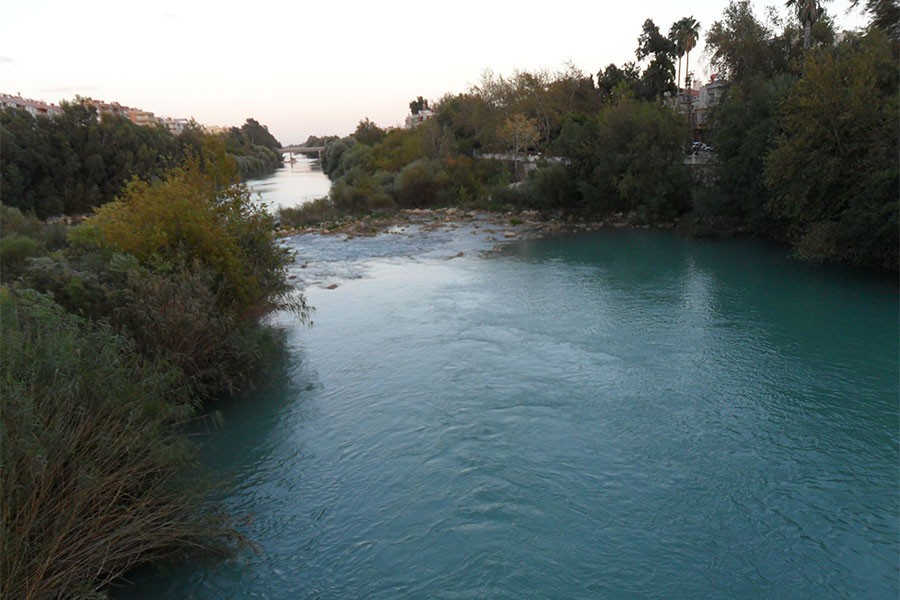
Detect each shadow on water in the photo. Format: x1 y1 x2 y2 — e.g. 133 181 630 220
111 319 323 597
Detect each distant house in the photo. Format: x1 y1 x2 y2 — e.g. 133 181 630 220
2 91 218 137
0 93 62 117
693 76 729 128
669 75 730 143
405 108 434 129
203 124 230 135
88 99 130 119
163 117 190 135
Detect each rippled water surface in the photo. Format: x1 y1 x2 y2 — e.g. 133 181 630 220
124 227 899 599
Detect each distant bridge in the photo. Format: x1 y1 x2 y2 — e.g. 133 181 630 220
280 144 327 159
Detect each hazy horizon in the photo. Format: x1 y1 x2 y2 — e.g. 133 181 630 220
1 0 867 145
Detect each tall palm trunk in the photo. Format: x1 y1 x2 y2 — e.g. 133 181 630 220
685 50 690 89
677 56 683 90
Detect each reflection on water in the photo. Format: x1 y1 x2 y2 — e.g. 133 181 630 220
247 157 332 212
122 228 899 599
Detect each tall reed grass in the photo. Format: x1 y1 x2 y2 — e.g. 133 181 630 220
0 289 245 599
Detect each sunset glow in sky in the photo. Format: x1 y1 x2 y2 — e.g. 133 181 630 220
1 1 867 144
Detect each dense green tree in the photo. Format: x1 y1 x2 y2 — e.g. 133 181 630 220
239 117 281 150
850 0 900 49
220 122 282 178
706 1 785 83
701 74 794 232
433 65 600 154
434 92 500 154
1 99 283 216
597 63 641 102
546 63 602 117
321 135 357 177
393 159 447 207
409 96 429 114
554 100 690 219
373 126 429 172
0 99 181 218
765 32 898 269
353 118 387 146
635 19 677 99
301 134 339 149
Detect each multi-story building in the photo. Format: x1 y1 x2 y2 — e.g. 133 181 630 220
87 99 130 119
2 91 207 138
202 125 230 135
670 75 730 143
693 76 730 132
127 109 159 127
0 93 63 117
163 117 190 135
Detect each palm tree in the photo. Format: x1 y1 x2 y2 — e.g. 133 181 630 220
786 0 825 49
681 17 701 91
668 17 700 90
668 21 687 90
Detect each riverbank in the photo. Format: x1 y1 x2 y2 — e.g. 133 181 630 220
0 156 304 599
276 207 675 242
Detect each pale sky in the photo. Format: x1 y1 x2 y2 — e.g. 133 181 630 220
0 1 867 145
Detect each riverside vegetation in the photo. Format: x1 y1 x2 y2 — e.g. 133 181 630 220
1 1 897 597
280 0 898 273
0 137 307 598
0 98 284 219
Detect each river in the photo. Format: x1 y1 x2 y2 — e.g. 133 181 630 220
121 166 899 599
247 157 332 212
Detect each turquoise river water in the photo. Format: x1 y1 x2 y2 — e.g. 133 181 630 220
122 162 899 599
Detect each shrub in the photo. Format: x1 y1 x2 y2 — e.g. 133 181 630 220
0 206 68 280
330 170 396 215
278 197 341 227
0 205 67 247
393 159 447 208
0 289 244 599
70 151 306 321
0 234 43 279
117 262 288 398
524 164 581 212
22 248 291 400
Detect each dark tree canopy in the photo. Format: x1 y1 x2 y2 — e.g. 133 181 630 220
635 19 677 99
0 100 285 217
409 96 429 115
0 100 181 218
240 117 281 150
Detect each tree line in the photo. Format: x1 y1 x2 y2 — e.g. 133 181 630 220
282 0 897 272
1 99 284 218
